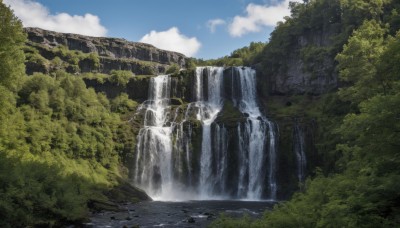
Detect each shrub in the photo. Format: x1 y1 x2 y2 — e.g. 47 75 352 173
108 70 133 86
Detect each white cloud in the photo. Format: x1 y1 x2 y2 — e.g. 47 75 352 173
229 0 302 37
3 0 107 37
139 27 201 57
207 19 226 33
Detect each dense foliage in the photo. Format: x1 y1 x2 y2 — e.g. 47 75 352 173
0 0 26 90
0 2 139 226
0 71 140 226
213 0 400 227
166 63 181 74
24 43 101 74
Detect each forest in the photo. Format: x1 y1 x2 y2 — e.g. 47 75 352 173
0 2 147 226
0 0 399 227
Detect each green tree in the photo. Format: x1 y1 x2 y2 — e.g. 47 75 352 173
109 70 133 86
111 93 137 114
166 63 180 74
0 0 26 89
335 20 387 105
231 42 265 65
86 52 100 71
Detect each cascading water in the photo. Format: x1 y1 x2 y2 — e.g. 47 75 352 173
134 75 174 199
194 67 225 198
293 123 306 183
132 67 278 201
267 121 277 199
231 67 277 200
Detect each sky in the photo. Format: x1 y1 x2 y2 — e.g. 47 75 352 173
4 0 301 59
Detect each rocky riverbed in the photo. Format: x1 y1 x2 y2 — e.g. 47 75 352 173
86 200 274 227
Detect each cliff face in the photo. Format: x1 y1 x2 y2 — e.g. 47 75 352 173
87 68 317 200
84 74 190 102
24 27 187 75
270 29 338 95
257 1 345 96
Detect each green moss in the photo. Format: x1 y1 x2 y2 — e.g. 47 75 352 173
215 101 244 128
170 97 184 106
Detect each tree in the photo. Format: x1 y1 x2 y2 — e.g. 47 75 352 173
109 70 133 86
0 0 26 90
166 63 180 74
335 20 387 105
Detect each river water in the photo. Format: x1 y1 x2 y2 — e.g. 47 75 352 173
87 200 274 227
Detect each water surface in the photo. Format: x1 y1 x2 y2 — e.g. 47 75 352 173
88 200 274 227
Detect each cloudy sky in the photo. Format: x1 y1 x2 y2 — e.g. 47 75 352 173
4 0 301 58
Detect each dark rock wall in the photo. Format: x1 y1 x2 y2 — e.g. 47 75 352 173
258 24 340 96
84 74 188 102
96 57 167 75
273 117 318 199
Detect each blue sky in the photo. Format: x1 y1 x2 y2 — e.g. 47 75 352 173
5 0 300 59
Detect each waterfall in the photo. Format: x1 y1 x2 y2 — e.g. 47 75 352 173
214 124 228 194
194 67 224 198
134 75 174 199
294 123 307 183
132 67 278 201
232 67 277 200
267 121 277 200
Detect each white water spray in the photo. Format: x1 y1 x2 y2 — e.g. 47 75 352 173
133 67 278 201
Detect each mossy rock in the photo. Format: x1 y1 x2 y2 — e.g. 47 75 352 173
105 178 152 204
215 101 245 128
170 98 183 106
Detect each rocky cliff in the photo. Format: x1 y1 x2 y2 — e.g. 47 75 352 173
86 68 318 200
257 1 344 96
266 29 338 95
24 27 187 75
